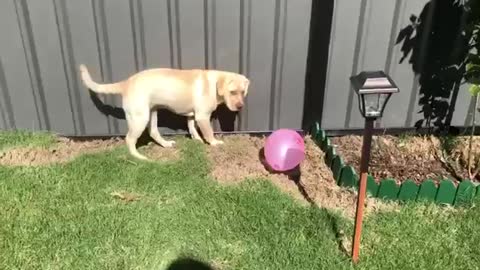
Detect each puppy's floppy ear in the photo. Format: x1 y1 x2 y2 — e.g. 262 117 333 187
243 79 250 97
216 75 230 96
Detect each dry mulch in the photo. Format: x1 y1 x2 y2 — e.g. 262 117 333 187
0 137 179 166
207 135 396 218
332 135 480 184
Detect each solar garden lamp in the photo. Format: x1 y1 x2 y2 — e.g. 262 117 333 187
349 71 399 264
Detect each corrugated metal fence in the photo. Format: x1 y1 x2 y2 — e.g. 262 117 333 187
322 0 474 131
0 0 475 136
0 0 311 136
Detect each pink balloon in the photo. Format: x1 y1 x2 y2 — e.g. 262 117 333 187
264 129 305 172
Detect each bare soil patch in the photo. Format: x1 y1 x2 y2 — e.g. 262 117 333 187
331 135 480 184
207 135 396 217
0 137 179 166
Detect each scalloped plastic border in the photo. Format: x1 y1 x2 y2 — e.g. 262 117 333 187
310 122 479 206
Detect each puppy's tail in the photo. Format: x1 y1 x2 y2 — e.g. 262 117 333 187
79 64 125 95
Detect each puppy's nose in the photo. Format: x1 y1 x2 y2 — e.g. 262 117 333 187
236 102 244 109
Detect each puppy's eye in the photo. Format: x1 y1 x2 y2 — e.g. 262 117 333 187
231 90 241 95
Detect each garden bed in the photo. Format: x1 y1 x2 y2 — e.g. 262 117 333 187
331 135 480 184
311 123 480 206
332 135 449 184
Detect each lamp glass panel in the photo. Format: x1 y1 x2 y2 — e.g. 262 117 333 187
363 93 390 118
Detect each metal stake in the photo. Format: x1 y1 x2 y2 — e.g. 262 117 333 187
352 118 374 264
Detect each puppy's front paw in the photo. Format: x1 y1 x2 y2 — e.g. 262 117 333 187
210 140 224 146
161 140 176 148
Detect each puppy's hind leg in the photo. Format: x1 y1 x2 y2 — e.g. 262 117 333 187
125 109 150 160
149 110 176 147
187 117 203 142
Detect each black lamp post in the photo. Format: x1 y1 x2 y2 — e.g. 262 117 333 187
349 71 399 264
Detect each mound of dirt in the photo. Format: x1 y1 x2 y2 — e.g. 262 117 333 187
0 137 179 166
207 135 395 217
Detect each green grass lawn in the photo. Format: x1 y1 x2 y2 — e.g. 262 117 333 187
0 132 479 269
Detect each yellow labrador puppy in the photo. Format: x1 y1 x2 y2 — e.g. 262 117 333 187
79 65 250 160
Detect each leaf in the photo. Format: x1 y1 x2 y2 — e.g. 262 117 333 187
465 62 480 84
395 25 414 45
467 53 480 65
466 63 480 72
468 84 480 96
414 119 424 129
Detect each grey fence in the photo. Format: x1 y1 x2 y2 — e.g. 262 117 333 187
0 0 475 136
321 0 475 131
0 0 311 136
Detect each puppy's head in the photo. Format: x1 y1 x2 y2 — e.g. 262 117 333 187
216 73 250 112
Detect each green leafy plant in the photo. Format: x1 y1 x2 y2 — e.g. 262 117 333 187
395 0 479 134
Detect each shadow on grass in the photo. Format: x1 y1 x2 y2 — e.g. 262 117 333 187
257 147 350 257
166 257 214 270
326 211 351 257
258 147 315 205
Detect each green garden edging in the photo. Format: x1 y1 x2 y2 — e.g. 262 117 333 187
310 122 479 206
